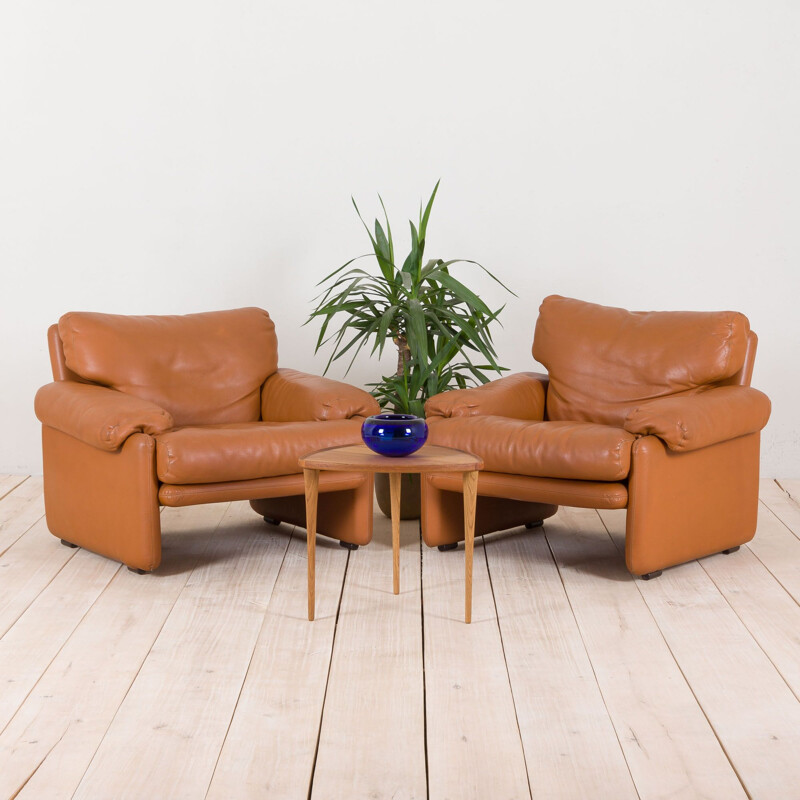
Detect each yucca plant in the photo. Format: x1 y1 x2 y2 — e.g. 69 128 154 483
308 181 513 416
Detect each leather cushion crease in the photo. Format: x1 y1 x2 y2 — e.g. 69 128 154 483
532 294 750 427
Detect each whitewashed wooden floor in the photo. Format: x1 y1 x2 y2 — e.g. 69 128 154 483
1 476 799 799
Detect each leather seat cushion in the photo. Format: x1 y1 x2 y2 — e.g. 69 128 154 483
428 416 635 481
156 419 364 484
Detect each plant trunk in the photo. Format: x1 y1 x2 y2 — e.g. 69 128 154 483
374 472 421 520
394 335 411 377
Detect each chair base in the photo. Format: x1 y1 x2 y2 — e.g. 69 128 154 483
127 566 149 575
640 570 663 581
722 546 740 554
60 539 79 549
339 541 359 550
263 516 281 525
438 542 459 552
525 520 544 529
250 479 374 548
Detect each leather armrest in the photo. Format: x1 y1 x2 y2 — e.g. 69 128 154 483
261 368 380 422
35 382 174 451
425 373 547 420
624 386 771 452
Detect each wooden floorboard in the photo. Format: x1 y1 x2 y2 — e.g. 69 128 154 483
776 478 800 504
0 475 28 503
760 479 800 542
205 531 349 800
748 500 800 604
0 550 119 735
423 536 531 800
0 503 228 800
600 507 800 800
310 512 427 800
2 478 800 798
484 528 639 799
0 518 78 639
0 476 44 557
701 542 800 701
551 507 747 800
72 502 290 800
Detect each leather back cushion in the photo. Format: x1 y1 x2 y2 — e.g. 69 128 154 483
532 295 750 426
59 308 278 426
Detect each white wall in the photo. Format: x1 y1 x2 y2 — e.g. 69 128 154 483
1 0 798 476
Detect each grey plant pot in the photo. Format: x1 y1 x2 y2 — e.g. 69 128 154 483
374 472 421 520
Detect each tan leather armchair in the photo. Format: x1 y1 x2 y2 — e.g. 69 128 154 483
35 308 380 572
422 295 772 578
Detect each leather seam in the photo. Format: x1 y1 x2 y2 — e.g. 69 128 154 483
159 474 363 498
431 475 627 504
614 438 625 478
140 435 159 570
166 441 174 480
721 319 735 379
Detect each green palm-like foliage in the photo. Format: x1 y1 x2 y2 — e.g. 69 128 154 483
308 181 514 416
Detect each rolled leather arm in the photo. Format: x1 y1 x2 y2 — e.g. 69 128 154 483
425 372 547 420
261 368 380 422
624 386 771 452
35 382 174 451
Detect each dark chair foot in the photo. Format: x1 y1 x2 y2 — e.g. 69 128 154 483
127 566 148 575
640 570 663 581
60 539 79 548
438 542 458 551
263 516 281 526
339 541 359 550
722 546 740 554
525 520 544 529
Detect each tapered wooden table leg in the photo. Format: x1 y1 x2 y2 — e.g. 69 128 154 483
463 470 478 623
304 468 319 621
389 472 402 595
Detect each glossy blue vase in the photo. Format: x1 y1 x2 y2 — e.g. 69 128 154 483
361 413 429 457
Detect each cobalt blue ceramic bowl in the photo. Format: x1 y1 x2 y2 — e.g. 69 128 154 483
361 413 429 457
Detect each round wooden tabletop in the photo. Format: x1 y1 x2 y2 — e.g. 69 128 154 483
299 443 483 473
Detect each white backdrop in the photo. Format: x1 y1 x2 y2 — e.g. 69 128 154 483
1 1 798 476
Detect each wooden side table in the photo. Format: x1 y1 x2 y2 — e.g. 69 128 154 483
299 444 484 623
